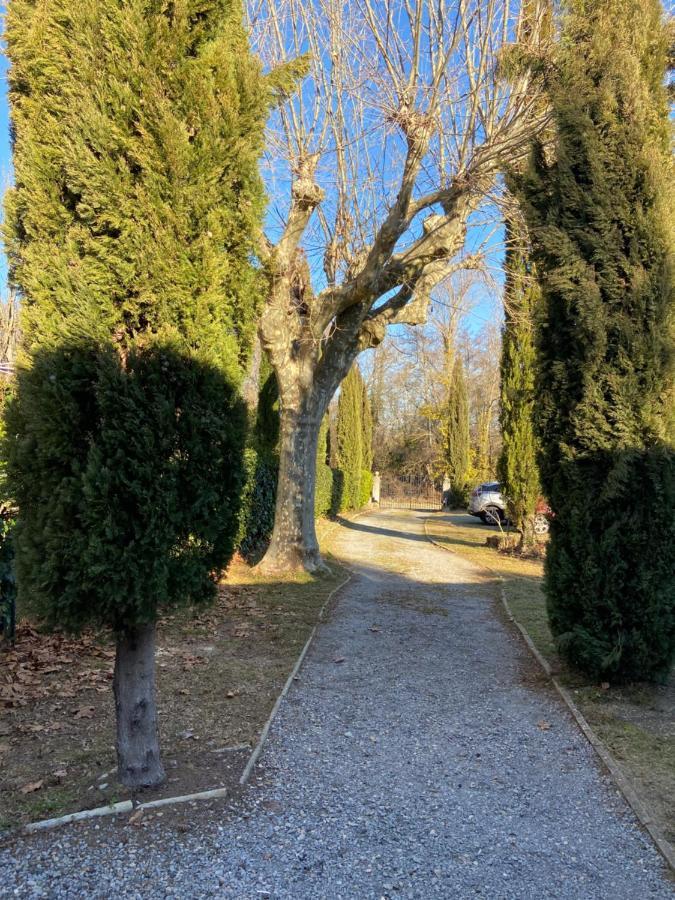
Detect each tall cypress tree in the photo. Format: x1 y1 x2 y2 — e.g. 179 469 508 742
498 215 541 547
4 0 268 786
315 414 333 517
517 0 674 681
361 373 374 474
360 369 374 505
336 365 364 510
444 355 470 507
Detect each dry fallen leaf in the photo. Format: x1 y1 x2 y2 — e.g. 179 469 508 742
74 706 95 720
128 808 144 826
19 779 44 795
53 768 68 782
537 720 551 731
333 656 346 664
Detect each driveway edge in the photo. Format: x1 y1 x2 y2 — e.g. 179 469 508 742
423 515 675 874
239 568 353 785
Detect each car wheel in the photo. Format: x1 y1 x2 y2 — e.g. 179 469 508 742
533 513 549 535
484 505 502 525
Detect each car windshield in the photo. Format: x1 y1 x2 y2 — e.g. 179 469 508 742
482 482 500 492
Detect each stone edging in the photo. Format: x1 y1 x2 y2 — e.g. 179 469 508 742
238 510 366 786
239 568 353 785
422 514 675 874
17 568 353 837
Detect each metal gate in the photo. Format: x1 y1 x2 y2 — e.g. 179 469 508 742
379 474 442 511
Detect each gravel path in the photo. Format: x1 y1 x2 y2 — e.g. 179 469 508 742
2 508 672 899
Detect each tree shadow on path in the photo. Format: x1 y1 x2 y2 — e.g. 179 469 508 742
334 512 431 544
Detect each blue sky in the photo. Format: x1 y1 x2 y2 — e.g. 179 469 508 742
0 13 501 329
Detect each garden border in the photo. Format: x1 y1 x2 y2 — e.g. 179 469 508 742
422 513 675 874
16 566 353 836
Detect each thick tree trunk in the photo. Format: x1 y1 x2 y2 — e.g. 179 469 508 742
113 623 165 790
258 400 327 574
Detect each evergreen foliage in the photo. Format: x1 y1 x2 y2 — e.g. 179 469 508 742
443 356 470 507
254 354 280 456
238 353 280 558
359 469 374 509
336 364 373 511
361 376 374 473
517 0 675 681
236 447 279 561
8 345 247 631
337 366 364 510
0 379 16 642
315 416 334 518
497 216 541 542
4 0 268 630
360 372 374 505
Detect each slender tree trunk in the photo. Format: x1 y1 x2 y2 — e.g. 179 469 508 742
241 334 263 414
517 514 536 553
113 623 165 790
258 397 326 574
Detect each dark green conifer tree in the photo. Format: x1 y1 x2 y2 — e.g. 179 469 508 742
336 365 364 511
4 0 268 785
517 0 674 681
498 215 541 547
315 415 334 518
360 369 374 506
444 356 470 507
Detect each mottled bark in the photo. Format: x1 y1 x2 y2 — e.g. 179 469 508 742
261 399 326 573
113 623 165 790
517 515 537 553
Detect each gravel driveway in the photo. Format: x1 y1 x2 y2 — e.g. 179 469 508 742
2 508 673 899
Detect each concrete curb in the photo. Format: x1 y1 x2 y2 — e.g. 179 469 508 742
423 514 675 874
17 567 352 837
239 569 352 785
22 786 232 835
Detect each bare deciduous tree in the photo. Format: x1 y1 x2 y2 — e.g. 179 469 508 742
249 0 550 572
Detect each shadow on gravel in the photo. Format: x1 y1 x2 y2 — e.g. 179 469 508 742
324 542 552 696
335 514 431 544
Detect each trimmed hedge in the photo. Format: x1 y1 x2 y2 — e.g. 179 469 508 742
0 384 16 641
315 463 334 518
237 448 278 561
0 511 16 642
360 469 373 508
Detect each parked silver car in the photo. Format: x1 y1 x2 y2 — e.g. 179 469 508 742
468 482 551 534
468 481 505 524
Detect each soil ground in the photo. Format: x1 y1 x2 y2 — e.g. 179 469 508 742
0 533 346 833
425 510 675 850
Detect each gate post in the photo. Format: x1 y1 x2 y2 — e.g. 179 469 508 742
372 471 381 504
442 474 451 510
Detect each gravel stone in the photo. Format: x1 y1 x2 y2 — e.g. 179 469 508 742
1 509 672 898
